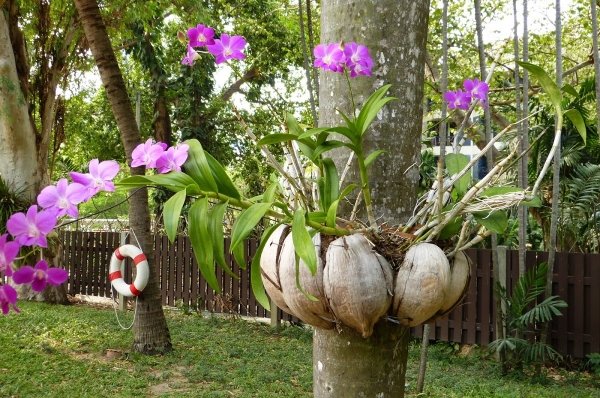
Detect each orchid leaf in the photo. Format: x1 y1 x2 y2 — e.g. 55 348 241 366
256 134 298 146
445 153 471 196
473 210 508 234
285 112 303 136
298 127 333 140
295 253 318 302
320 158 339 212
292 209 317 276
208 200 238 279
189 198 219 292
116 173 200 195
250 223 282 311
163 189 187 242
564 108 587 145
562 84 578 97
364 150 387 168
204 151 241 200
326 183 358 228
263 182 279 203
232 238 247 270
437 216 463 240
184 139 218 193
314 140 360 159
328 126 360 147
356 84 395 136
516 61 562 113
230 202 272 252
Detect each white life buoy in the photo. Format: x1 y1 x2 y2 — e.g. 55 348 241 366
109 244 149 297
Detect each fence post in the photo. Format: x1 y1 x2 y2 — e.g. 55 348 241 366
118 232 128 311
496 245 508 338
270 298 280 327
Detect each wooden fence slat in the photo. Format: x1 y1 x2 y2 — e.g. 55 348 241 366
571 253 585 358
589 253 600 353
554 252 569 355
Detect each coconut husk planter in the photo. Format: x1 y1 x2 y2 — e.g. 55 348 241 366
260 226 471 337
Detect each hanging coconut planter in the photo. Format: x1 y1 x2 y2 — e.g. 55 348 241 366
278 232 335 330
393 242 451 327
260 224 294 315
324 234 394 338
424 250 472 324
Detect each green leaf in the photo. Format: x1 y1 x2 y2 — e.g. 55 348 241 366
297 127 332 140
328 126 360 147
232 239 247 270
189 198 220 292
337 108 356 132
116 173 200 195
561 84 579 98
256 134 298 146
263 182 279 203
183 139 218 193
479 187 524 197
294 253 318 302
516 61 563 113
314 140 359 159
521 196 542 207
292 209 317 276
326 183 358 228
437 216 463 240
285 112 303 136
208 200 238 279
204 152 241 200
445 153 471 196
473 210 509 233
320 158 339 212
163 189 187 242
564 108 587 145
250 223 282 311
364 150 387 168
355 84 396 136
230 202 272 252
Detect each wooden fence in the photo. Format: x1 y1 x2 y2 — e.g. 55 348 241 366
58 231 600 358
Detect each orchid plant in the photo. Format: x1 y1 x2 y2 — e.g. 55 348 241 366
0 159 119 314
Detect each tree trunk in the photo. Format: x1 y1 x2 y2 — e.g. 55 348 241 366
74 0 172 354
0 11 43 201
316 1 430 396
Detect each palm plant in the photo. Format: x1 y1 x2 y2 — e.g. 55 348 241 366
489 262 567 374
0 176 29 234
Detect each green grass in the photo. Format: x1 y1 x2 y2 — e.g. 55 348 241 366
0 301 598 397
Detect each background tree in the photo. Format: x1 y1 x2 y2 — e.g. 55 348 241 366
313 1 430 396
73 0 172 354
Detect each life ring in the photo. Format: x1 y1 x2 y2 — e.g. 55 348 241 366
109 244 149 297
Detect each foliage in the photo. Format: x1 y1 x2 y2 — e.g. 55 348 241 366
489 262 568 373
0 176 29 235
586 353 600 376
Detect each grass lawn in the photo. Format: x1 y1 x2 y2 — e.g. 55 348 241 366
0 301 598 397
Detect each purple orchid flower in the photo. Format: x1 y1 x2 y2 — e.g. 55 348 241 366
182 44 201 66
313 43 345 72
156 143 190 174
12 260 68 292
0 284 19 314
187 24 215 47
0 233 19 277
206 34 246 64
6 205 57 248
70 159 120 201
464 78 489 107
343 42 371 68
37 178 88 218
131 139 168 168
349 58 373 78
445 89 471 110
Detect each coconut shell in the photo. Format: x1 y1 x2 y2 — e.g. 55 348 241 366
423 250 472 324
279 231 335 329
324 234 394 338
393 243 450 327
260 224 294 315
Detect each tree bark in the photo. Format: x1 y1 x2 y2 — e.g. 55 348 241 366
74 0 172 354
316 1 430 396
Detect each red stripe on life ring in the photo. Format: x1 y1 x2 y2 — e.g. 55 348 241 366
109 271 122 281
130 284 142 296
133 253 147 265
115 248 125 261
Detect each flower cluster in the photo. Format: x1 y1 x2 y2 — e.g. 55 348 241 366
445 78 489 110
0 158 120 314
181 24 246 66
131 139 189 174
313 42 373 78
